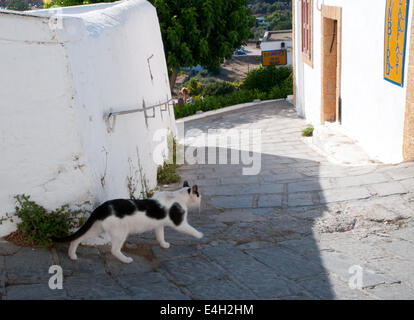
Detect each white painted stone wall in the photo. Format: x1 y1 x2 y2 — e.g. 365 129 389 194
0 0 176 237
294 0 412 163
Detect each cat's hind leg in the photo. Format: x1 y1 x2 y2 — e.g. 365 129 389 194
155 226 170 249
109 231 133 264
68 240 81 260
68 221 103 260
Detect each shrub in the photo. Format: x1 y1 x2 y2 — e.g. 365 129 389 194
243 65 293 93
174 66 293 119
198 69 208 77
156 134 182 185
267 73 293 100
202 81 237 97
174 89 262 119
157 162 180 185
207 65 221 75
0 195 86 248
7 0 30 11
44 0 117 9
184 78 203 96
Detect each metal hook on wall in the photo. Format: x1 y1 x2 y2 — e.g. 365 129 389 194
316 0 324 11
147 54 154 83
104 111 117 133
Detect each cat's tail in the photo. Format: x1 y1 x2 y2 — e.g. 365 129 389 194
50 208 101 243
50 216 97 243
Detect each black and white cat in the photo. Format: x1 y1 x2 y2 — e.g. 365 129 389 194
52 181 203 263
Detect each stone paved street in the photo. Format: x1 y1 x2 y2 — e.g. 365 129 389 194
1 101 414 299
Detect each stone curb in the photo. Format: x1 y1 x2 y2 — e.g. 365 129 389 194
175 99 287 123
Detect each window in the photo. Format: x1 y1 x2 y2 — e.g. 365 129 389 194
301 0 313 66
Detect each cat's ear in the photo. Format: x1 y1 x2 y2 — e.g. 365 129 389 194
183 181 189 188
191 185 198 194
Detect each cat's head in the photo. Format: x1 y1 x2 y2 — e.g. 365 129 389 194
183 181 201 207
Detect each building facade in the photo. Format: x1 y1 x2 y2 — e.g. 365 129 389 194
0 0 176 237
293 0 414 163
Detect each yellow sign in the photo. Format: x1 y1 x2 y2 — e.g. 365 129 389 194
262 50 287 66
384 0 410 86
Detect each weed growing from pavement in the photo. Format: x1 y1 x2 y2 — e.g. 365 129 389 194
157 134 181 185
0 194 87 247
302 126 314 137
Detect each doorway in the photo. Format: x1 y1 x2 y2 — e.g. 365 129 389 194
321 6 342 124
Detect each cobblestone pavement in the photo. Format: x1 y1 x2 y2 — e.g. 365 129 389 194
1 101 414 299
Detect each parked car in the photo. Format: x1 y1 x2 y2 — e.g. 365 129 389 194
234 46 247 55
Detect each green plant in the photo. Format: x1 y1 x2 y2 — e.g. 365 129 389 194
173 64 293 119
302 127 314 137
0 195 87 248
184 78 203 96
149 0 255 88
267 72 293 99
174 88 262 119
43 0 254 90
167 132 184 166
7 0 30 10
243 65 293 93
202 81 237 97
174 83 293 119
157 162 181 185
127 148 154 200
157 133 182 185
267 9 292 31
198 69 208 77
136 150 153 199
127 158 139 200
250 0 291 15
44 0 115 8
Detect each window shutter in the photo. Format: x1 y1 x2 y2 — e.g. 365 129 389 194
301 0 311 59
301 0 306 55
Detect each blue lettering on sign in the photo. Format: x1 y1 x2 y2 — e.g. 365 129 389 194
386 0 394 76
395 0 405 75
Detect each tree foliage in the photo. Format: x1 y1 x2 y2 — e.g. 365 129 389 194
248 0 291 15
267 9 291 30
149 0 255 86
42 0 254 89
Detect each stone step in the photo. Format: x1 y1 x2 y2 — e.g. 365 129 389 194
304 123 380 166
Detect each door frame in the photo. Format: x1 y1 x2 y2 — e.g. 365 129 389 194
321 5 342 124
403 5 414 161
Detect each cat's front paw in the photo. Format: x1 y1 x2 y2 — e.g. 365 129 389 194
161 242 170 249
123 257 134 264
196 232 203 239
69 254 78 260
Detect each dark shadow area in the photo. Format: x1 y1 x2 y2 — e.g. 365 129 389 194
0 102 335 300
3 102 414 299
165 151 334 299
151 103 336 299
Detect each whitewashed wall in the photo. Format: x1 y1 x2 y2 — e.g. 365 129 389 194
0 0 176 237
294 0 412 163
